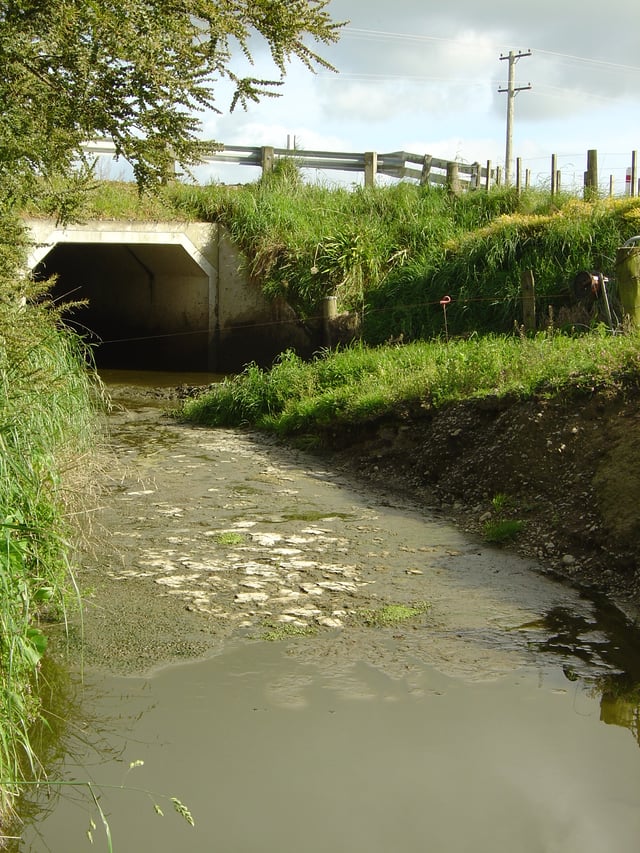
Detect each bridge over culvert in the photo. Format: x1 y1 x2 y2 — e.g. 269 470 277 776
25 218 313 372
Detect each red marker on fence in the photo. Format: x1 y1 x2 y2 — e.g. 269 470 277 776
440 295 451 341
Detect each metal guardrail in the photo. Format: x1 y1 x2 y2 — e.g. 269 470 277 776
198 145 490 189
80 140 492 189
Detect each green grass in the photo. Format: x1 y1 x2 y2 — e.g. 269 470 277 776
165 177 640 341
179 329 640 437
0 277 103 822
212 532 246 546
483 519 525 544
261 622 318 641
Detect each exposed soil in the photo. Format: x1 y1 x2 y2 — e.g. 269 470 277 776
320 377 640 619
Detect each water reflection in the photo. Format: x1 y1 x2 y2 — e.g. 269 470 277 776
8 655 151 853
600 686 640 744
17 641 640 853
532 597 640 744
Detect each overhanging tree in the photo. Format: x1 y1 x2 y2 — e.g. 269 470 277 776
0 0 343 194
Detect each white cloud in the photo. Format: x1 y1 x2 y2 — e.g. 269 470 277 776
189 0 640 187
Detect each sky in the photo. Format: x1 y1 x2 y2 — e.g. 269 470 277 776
107 0 640 191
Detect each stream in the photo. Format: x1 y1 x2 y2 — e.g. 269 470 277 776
15 371 640 853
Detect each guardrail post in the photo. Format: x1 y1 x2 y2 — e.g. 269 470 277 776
364 152 378 187
261 146 275 175
446 161 461 195
420 155 433 186
485 160 493 191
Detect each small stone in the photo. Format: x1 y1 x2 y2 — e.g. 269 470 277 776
562 554 576 566
234 592 269 604
479 511 492 523
317 616 343 629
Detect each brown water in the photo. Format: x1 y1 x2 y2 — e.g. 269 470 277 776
15 371 640 853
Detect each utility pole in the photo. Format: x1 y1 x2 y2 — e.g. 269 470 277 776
498 50 532 185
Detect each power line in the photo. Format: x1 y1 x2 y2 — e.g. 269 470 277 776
343 27 640 75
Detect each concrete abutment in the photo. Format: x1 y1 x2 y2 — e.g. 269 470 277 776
25 218 316 373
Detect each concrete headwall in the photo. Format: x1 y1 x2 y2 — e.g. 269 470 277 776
25 218 318 372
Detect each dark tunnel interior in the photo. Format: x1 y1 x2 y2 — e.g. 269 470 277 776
35 241 212 371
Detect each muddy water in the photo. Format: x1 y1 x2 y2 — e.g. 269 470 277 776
17 372 640 852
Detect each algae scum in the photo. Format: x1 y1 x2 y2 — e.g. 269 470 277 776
15 372 640 853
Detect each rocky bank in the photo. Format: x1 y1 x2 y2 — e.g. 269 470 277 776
322 377 640 620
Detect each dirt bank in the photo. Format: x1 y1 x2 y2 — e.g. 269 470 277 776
322 378 640 618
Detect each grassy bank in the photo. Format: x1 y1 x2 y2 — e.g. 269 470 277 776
0 278 101 829
29 174 640 347
179 330 640 438
166 175 640 341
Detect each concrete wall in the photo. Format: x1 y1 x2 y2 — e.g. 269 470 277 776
25 218 319 372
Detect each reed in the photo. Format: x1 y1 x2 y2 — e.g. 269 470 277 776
0 279 102 822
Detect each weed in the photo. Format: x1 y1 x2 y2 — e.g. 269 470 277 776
483 519 525 544
358 602 430 628
261 622 318 641
213 532 246 546
0 271 103 823
484 493 525 544
491 493 511 515
179 330 640 439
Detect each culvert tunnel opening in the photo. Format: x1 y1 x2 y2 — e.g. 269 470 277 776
34 241 212 371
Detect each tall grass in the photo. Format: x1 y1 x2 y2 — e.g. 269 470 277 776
165 176 640 341
0 280 102 822
180 330 640 438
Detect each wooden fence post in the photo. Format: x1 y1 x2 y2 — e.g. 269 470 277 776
322 295 338 346
485 160 492 191
420 154 433 186
446 161 461 195
261 146 275 175
521 269 536 332
584 149 599 199
516 157 523 193
631 150 638 198
616 245 640 326
551 153 557 197
495 165 503 187
364 151 378 187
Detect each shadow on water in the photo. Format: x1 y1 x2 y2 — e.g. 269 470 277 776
533 594 640 744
